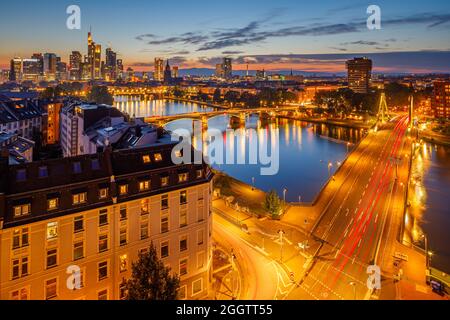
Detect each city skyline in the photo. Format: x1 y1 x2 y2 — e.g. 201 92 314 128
1 0 450 73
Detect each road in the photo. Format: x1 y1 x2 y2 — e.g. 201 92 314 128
288 114 411 300
213 213 294 300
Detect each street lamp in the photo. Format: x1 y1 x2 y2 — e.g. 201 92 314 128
347 142 351 153
298 195 302 203
328 162 333 178
278 230 285 263
251 177 255 191
349 281 357 300
283 188 288 202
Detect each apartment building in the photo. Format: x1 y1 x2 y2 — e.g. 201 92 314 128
0 141 214 300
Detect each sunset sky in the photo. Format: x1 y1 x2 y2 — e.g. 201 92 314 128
1 0 450 73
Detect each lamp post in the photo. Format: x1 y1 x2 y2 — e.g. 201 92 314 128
278 230 285 263
298 195 302 203
328 162 333 178
349 281 357 300
283 188 288 202
251 177 255 191
347 142 351 153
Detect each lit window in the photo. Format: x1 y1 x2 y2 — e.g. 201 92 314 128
154 153 162 161
13 204 31 217
47 198 58 210
179 259 188 276
178 173 188 183
119 184 128 195
12 228 29 249
119 254 128 273
47 222 58 240
161 176 169 187
139 180 150 191
140 199 149 215
72 192 87 205
99 188 108 199
178 286 187 300
98 261 108 280
45 278 57 300
142 155 151 163
180 190 187 204
196 169 203 179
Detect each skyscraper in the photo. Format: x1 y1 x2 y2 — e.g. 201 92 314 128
215 63 224 79
22 58 41 81
105 48 117 81
93 44 102 79
69 51 82 80
43 53 57 81
9 58 22 81
223 58 232 80
172 66 179 78
346 57 373 94
154 58 164 81
31 53 44 76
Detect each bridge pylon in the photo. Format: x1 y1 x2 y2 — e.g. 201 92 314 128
377 89 389 123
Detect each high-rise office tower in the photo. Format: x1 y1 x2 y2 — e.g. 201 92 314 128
172 66 179 78
154 58 164 81
9 58 22 81
215 63 224 78
31 53 44 76
223 58 232 80
69 51 82 80
346 57 373 94
43 53 57 81
105 48 117 81
93 44 102 79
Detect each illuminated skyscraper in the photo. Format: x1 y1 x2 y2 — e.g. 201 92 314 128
154 58 164 81
9 58 22 81
105 48 117 81
69 51 82 80
43 53 57 81
223 58 232 80
346 57 372 94
172 66 179 78
163 60 172 85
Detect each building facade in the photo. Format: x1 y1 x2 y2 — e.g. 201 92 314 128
0 96 42 140
154 58 164 82
0 143 214 300
346 57 372 94
433 81 450 119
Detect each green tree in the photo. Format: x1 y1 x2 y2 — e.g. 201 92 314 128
213 88 222 102
87 85 114 105
264 190 282 218
126 243 180 300
39 86 64 99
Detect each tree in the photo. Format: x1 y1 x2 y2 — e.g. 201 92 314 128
39 86 64 99
213 88 222 102
224 90 240 104
264 190 282 218
126 243 180 300
87 85 114 105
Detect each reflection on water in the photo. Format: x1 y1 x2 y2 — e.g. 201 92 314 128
165 115 364 202
114 97 214 117
411 142 450 273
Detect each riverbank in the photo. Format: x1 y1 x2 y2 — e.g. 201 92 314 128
164 97 230 110
419 129 450 146
278 115 374 130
